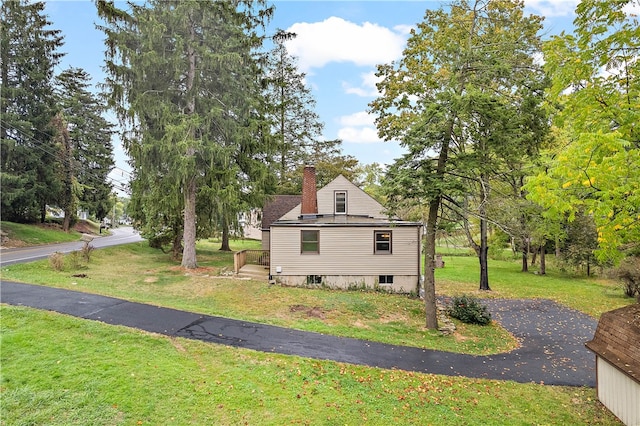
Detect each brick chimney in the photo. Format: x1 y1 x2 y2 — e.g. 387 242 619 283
301 165 318 215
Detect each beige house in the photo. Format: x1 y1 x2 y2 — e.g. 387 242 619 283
266 165 422 293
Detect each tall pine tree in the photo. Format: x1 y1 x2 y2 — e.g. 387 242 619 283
98 0 275 268
264 30 323 190
55 68 115 224
1 0 64 223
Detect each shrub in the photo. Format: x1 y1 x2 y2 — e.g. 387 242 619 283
68 251 83 270
49 252 65 271
448 295 492 325
617 256 640 301
81 242 95 262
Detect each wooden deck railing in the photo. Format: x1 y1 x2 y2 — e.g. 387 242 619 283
234 249 270 273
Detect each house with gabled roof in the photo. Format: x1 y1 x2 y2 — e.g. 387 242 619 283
265 165 422 293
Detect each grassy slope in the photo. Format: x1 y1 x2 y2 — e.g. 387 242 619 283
0 220 100 246
0 241 517 355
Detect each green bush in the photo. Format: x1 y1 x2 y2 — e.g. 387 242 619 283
617 256 640 301
448 295 492 325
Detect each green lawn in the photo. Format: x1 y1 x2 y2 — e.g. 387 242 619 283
0 226 633 425
435 254 631 318
1 305 621 426
0 240 517 355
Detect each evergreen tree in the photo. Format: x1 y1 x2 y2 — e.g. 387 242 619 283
264 30 323 187
49 111 77 231
98 0 275 268
55 68 115 223
1 0 64 223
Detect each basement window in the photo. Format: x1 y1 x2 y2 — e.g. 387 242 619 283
306 275 322 285
379 275 394 285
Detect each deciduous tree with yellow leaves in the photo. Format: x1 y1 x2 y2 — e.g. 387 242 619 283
525 0 640 263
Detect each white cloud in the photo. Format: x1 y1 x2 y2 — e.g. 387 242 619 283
339 111 375 127
337 111 381 144
337 126 381 144
342 71 382 97
524 0 578 17
285 17 406 72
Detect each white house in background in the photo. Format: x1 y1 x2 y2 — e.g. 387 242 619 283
266 165 422 293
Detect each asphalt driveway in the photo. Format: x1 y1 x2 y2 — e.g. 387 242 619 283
0 281 597 387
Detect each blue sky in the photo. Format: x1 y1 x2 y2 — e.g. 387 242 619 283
43 0 579 189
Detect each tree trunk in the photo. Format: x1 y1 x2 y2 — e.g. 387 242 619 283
521 236 529 272
181 176 198 268
60 116 74 233
220 220 231 251
539 243 546 275
181 21 198 270
479 216 491 291
421 112 455 330
478 175 491 291
63 208 72 232
423 197 440 330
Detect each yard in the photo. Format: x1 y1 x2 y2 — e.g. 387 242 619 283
0 235 633 425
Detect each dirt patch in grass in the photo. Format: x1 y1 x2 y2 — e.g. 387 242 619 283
1 238 27 248
453 332 474 342
73 221 98 235
289 305 327 319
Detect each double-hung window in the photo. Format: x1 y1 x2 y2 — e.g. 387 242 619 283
301 230 319 254
374 231 391 254
335 191 347 214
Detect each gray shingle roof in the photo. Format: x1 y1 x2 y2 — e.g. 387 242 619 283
261 195 302 230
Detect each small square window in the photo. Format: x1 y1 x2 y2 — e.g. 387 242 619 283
306 275 322 285
379 275 394 285
374 231 391 254
335 191 347 214
301 230 319 254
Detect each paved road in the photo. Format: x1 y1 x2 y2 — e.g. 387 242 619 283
1 281 598 387
0 226 143 267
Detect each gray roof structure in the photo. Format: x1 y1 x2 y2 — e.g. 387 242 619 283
261 195 302 230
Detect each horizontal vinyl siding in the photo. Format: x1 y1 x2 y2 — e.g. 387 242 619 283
597 357 640 426
270 226 420 277
278 176 386 220
317 176 385 217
